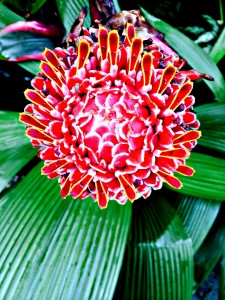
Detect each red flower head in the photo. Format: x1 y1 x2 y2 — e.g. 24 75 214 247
20 13 203 208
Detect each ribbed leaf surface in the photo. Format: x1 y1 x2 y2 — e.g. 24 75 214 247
0 3 24 28
0 162 132 300
196 103 225 153
113 196 193 300
0 0 47 15
172 153 225 200
140 7 225 102
0 4 39 75
56 0 91 33
0 144 36 192
210 27 225 64
170 194 221 252
0 111 36 191
194 204 225 288
0 31 55 59
0 111 30 150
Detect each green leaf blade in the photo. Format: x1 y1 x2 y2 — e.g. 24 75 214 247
0 163 132 300
17 60 40 75
170 195 221 253
0 31 55 59
56 0 91 34
114 197 193 300
171 153 225 201
0 3 24 28
194 205 225 288
210 27 225 64
0 0 47 15
0 111 36 191
140 7 225 102
196 103 225 153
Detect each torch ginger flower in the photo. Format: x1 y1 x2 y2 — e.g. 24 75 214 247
20 17 204 208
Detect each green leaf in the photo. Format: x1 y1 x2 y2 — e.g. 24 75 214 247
196 103 225 123
0 111 36 191
114 196 193 300
170 152 225 201
18 60 40 75
0 4 41 75
210 27 225 64
0 111 31 150
0 3 24 28
113 0 121 12
193 204 225 288
140 7 225 102
169 194 221 253
0 144 37 192
0 31 54 59
56 0 91 34
0 162 132 299
2 0 47 15
196 103 225 153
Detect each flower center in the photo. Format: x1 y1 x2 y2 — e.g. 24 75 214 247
20 23 201 208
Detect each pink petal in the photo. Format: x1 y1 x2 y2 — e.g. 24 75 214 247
84 133 101 152
1 21 64 36
49 121 63 139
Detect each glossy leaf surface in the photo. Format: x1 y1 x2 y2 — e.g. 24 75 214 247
194 205 225 288
0 162 132 300
0 31 54 59
169 194 221 252
171 153 225 200
210 27 225 64
0 111 36 192
140 7 225 102
56 0 91 33
114 196 193 300
0 3 24 28
196 103 225 153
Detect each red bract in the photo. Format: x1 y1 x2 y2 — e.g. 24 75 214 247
20 22 202 208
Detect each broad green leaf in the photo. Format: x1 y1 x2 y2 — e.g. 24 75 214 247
210 27 225 64
0 3 24 28
0 31 54 59
0 162 132 300
169 194 221 253
18 60 40 75
196 103 225 125
219 255 225 300
0 111 32 150
170 152 225 201
193 204 225 288
113 0 121 12
0 144 37 192
0 3 41 75
0 52 6 59
56 0 91 34
2 0 47 14
196 103 225 153
0 111 36 191
140 7 225 102
114 196 193 300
